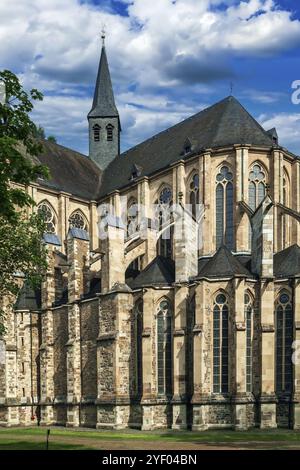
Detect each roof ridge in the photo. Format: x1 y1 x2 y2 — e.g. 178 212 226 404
120 96 233 158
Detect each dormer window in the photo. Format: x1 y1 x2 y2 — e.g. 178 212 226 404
106 124 114 141
181 137 193 156
93 124 100 142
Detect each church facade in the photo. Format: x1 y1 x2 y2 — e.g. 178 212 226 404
1 40 300 431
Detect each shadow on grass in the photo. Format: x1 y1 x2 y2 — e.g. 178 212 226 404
0 440 91 451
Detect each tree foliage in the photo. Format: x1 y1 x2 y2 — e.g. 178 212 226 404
0 69 49 220
0 70 49 334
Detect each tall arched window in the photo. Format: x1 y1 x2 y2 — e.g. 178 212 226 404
134 299 143 397
155 187 173 259
106 124 114 141
276 292 293 393
245 293 253 392
189 173 200 218
248 163 267 248
282 172 290 249
127 199 139 238
157 299 172 396
69 210 88 231
38 201 57 234
93 124 100 142
213 293 229 393
216 166 234 250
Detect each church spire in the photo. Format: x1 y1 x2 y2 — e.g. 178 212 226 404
88 33 120 170
88 34 119 120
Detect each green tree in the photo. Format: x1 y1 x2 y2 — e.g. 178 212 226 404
0 70 49 334
47 135 57 143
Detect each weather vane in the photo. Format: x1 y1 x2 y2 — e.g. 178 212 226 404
230 82 234 96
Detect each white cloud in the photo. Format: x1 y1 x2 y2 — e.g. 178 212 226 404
1 0 300 152
258 112 300 154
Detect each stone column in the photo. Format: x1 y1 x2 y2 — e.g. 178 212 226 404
89 201 99 252
192 281 211 430
172 285 188 429
140 289 155 430
39 244 57 425
291 160 300 246
259 280 277 428
271 149 282 253
232 278 254 429
200 150 213 255
101 222 125 293
66 230 89 427
96 287 134 429
235 145 250 252
138 178 157 267
292 279 300 429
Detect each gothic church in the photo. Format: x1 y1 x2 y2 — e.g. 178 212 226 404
1 39 300 431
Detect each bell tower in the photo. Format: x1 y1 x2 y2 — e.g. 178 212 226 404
88 32 120 170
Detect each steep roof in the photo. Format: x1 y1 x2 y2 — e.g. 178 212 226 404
196 245 252 279
274 244 300 278
88 45 119 119
99 96 274 197
129 256 175 289
35 139 102 200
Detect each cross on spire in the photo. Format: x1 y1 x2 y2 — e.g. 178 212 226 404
101 25 106 47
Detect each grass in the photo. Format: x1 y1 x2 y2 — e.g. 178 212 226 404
0 427 300 443
0 437 91 450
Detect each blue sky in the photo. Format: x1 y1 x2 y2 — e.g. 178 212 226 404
0 0 299 155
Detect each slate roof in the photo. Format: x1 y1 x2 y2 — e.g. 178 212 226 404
274 244 300 278
88 45 119 119
34 139 102 200
15 283 41 311
99 96 274 197
196 245 253 279
128 256 175 289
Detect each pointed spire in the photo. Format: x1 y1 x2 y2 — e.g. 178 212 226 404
88 36 119 119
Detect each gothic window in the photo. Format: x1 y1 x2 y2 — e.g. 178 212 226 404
69 210 88 231
276 292 293 393
37 201 56 234
157 299 172 396
245 293 253 392
106 124 114 141
93 124 100 142
215 166 234 250
248 164 266 210
134 299 143 396
248 163 267 248
189 173 200 218
155 187 173 259
127 199 139 238
213 293 229 394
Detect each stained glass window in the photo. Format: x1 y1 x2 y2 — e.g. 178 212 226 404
38 202 56 234
216 166 234 250
276 292 293 393
157 300 172 396
245 293 253 392
155 187 173 259
189 173 200 218
69 211 87 231
248 164 267 248
134 299 143 396
213 293 229 393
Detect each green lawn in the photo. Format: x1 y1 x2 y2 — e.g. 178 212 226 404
0 427 300 446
